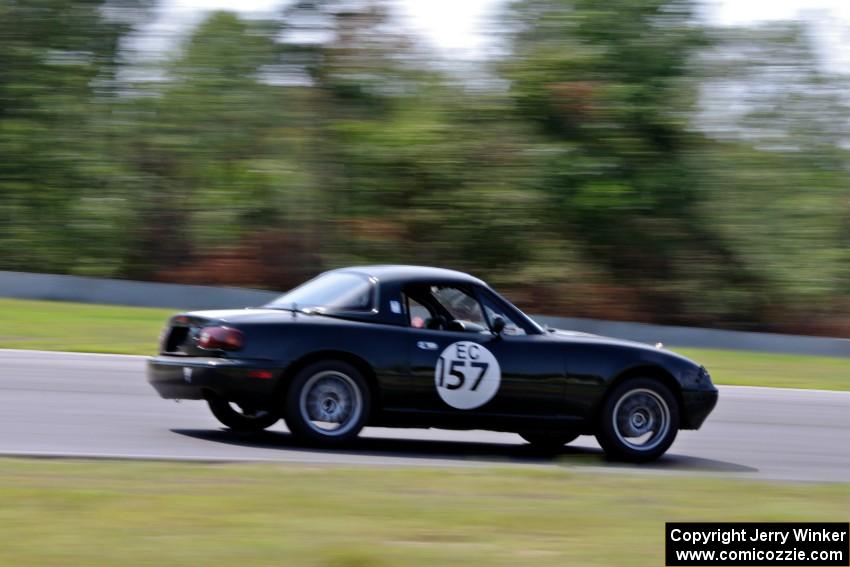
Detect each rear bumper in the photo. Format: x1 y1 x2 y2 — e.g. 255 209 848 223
147 355 283 407
680 386 718 429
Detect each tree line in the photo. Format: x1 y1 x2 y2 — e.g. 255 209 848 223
1 0 849 335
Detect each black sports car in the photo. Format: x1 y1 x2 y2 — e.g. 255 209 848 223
147 265 717 461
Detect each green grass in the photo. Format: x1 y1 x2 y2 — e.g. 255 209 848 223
678 347 850 391
0 459 846 567
0 298 172 355
1 298 849 390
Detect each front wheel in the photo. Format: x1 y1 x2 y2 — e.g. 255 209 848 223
283 360 370 446
595 378 679 462
206 394 280 432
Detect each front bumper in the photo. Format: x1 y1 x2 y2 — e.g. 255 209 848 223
680 386 718 429
147 355 283 406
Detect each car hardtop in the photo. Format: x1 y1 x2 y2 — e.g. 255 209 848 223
264 265 544 333
334 265 486 287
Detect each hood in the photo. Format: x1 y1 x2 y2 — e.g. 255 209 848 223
544 326 695 363
548 328 601 339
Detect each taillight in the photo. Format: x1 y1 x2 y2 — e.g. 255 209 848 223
198 326 244 351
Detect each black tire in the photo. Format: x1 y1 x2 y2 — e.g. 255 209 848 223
206 393 280 432
595 378 679 462
283 360 371 446
519 430 580 451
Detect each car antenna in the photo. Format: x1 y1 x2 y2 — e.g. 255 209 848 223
292 302 297 319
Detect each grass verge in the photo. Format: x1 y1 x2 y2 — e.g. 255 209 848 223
1 298 849 391
677 347 850 391
0 298 172 355
0 459 847 566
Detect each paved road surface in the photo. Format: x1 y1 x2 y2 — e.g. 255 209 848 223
1 350 847 482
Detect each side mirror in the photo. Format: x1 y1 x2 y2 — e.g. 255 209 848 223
491 316 506 335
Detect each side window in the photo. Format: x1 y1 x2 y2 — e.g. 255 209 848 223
430 286 487 331
480 295 526 336
407 297 431 329
403 285 488 333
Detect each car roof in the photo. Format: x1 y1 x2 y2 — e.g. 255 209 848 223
332 265 486 287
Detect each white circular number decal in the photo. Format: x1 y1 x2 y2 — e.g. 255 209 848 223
435 341 501 409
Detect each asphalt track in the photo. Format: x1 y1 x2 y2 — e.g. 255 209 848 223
1 349 848 482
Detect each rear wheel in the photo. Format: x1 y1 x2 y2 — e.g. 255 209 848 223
206 393 279 432
283 360 370 446
519 431 580 451
595 378 679 462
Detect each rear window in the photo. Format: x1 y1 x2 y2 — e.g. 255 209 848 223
266 272 374 312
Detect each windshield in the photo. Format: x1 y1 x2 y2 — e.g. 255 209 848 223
487 288 546 334
265 272 374 312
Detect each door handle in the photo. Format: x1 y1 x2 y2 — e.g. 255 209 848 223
416 341 439 350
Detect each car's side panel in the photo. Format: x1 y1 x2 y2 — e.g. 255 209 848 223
264 318 410 409
555 339 703 420
404 328 569 417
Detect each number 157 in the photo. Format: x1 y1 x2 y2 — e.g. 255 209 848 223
438 357 488 391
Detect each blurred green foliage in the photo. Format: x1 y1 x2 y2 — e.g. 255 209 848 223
1 0 849 333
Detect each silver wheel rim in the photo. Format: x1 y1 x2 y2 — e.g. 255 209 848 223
227 402 272 421
298 370 362 437
612 388 670 452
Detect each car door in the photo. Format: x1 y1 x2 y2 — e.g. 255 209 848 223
403 284 567 417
